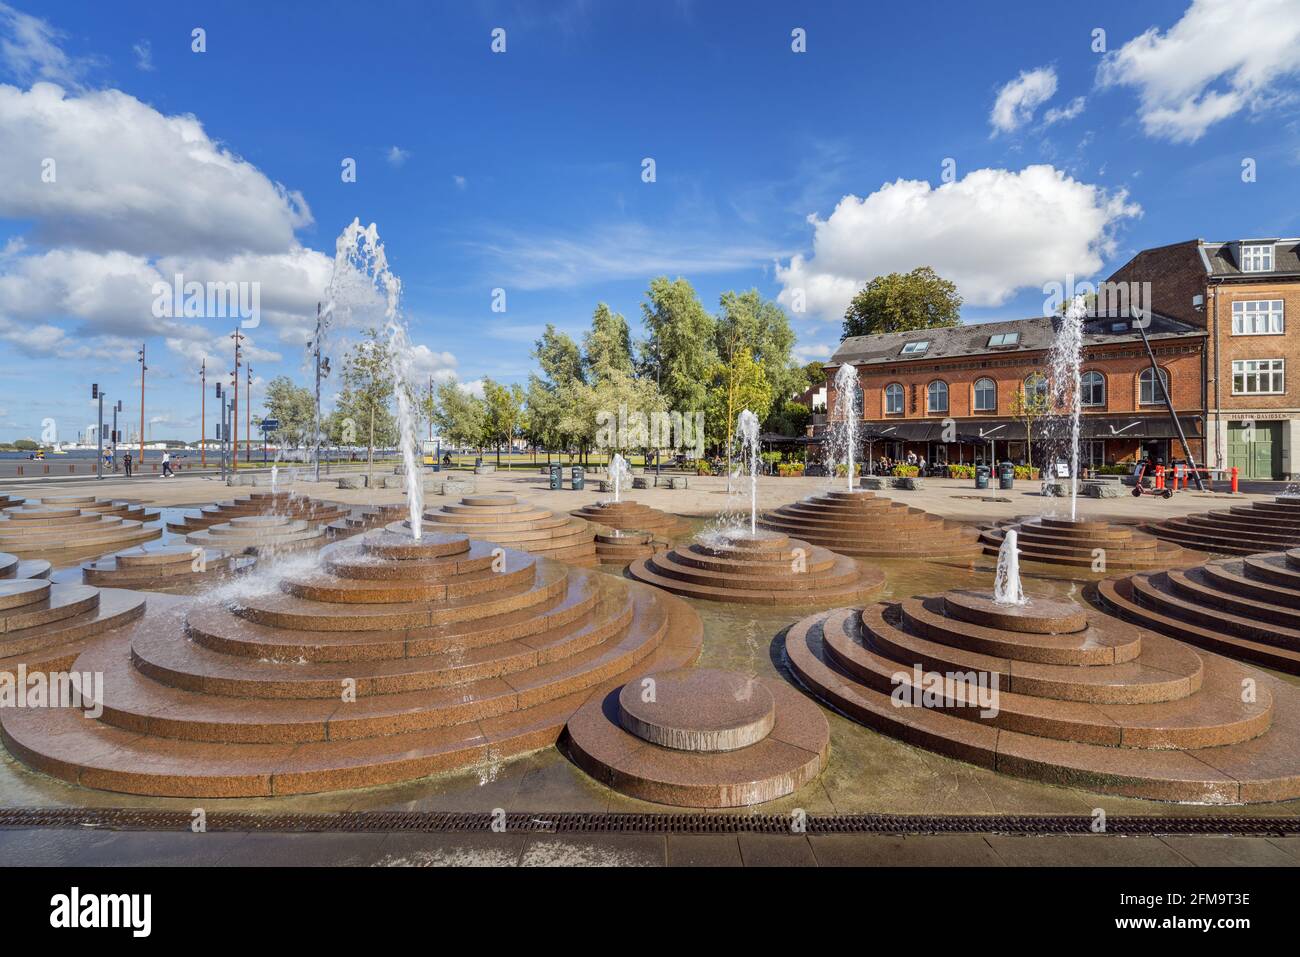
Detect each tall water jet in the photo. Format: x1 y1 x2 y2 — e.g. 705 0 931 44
737 409 760 535
992 527 1025 606
609 452 630 503
321 219 424 540
1048 296 1087 522
829 364 860 492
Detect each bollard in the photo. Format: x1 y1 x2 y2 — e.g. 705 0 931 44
1231 466 1239 493
1155 465 1164 490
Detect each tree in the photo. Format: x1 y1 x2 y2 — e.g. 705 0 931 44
1011 376 1050 467
640 277 717 419
337 327 396 482
715 289 804 435
432 378 487 452
803 361 827 386
583 304 634 381
262 376 316 449
482 378 525 466
707 347 774 484
766 399 812 438
841 266 962 340
534 324 584 387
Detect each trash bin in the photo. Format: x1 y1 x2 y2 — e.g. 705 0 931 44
998 461 1015 490
975 465 990 490
549 464 562 490
570 466 585 491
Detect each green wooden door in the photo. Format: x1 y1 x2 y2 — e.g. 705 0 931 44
1227 421 1281 480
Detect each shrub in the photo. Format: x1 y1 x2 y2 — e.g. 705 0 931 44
777 462 805 477
945 464 976 479
891 464 920 477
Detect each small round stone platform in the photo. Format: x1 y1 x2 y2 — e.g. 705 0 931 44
760 489 982 560
0 574 146 678
82 542 255 593
562 667 829 807
421 494 598 566
167 491 349 534
571 500 683 563
0 498 161 562
185 514 328 556
785 585 1300 803
1096 546 1300 675
627 528 884 605
1140 495 1300 555
980 517 1193 575
0 550 50 581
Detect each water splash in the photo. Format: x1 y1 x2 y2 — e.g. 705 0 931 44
1047 296 1086 522
737 409 760 535
826 364 860 492
993 528 1026 606
321 219 424 540
609 452 630 503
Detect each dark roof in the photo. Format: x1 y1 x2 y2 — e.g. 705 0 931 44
1201 239 1300 278
829 314 1203 368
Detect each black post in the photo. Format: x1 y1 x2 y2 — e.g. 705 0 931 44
93 384 103 480
1136 317 1205 491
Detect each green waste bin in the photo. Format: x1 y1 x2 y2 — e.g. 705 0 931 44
975 465 990 490
998 461 1015 490
570 466 585 491
549 464 562 490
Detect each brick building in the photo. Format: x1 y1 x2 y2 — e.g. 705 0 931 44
822 314 1206 471
1108 238 1300 480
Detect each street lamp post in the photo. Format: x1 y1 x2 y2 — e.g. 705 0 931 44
200 359 206 469
93 383 104 480
246 361 252 465
231 328 244 475
215 381 225 481
111 400 121 471
137 344 147 468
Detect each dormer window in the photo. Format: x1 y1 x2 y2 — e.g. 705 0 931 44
1110 321 1128 333
1241 243 1274 272
900 341 929 355
987 332 1019 347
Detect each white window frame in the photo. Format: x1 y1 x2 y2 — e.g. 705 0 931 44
926 380 948 413
1080 371 1106 408
1240 244 1274 272
900 341 929 355
884 383 904 415
973 377 996 411
987 332 1019 347
1231 299 1284 336
1232 359 1285 396
1139 367 1169 405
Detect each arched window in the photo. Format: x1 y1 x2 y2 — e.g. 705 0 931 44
1081 371 1105 407
884 383 904 415
927 380 948 413
973 377 996 412
1024 373 1049 405
1139 367 1169 405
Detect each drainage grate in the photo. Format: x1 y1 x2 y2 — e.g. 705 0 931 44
0 808 1297 836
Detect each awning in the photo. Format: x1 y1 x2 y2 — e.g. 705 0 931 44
1077 414 1204 440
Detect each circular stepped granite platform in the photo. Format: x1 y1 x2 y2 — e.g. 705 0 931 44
0 550 51 581
1095 547 1300 676
0 574 146 678
760 489 982 561
562 667 829 807
785 588 1300 804
627 528 884 605
0 499 162 562
421 495 598 567
0 527 702 797
185 515 328 556
325 502 409 540
1139 496 1300 556
571 500 682 564
980 517 1193 575
82 542 255 594
167 491 349 534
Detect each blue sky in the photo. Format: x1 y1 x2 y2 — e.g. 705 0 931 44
1 0 1298 441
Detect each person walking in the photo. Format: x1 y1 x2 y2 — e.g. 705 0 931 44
123 451 133 477
161 451 174 478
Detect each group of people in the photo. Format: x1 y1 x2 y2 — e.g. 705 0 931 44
97 449 174 477
875 450 928 475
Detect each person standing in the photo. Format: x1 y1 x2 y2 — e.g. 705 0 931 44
123 451 133 477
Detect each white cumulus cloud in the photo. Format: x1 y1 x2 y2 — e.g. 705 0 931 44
990 66 1057 133
775 164 1141 320
1097 0 1300 143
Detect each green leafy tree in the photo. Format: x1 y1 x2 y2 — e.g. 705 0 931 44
640 277 717 418
583 304 635 381
715 289 804 433
766 399 812 438
803 361 826 386
482 378 526 466
432 378 488 452
337 327 396 482
707 347 774 483
1011 378 1050 467
262 375 316 449
841 266 962 340
534 324 584 387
